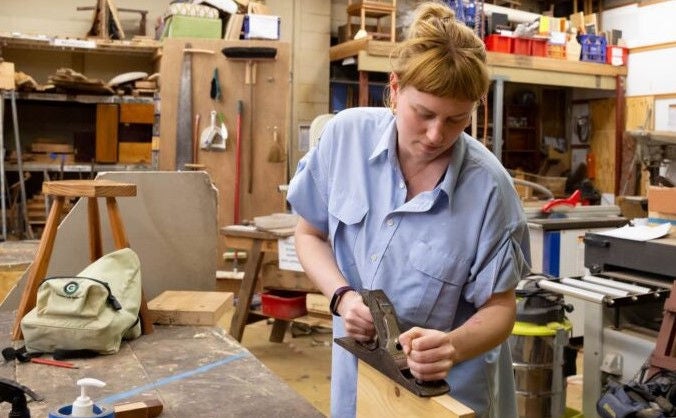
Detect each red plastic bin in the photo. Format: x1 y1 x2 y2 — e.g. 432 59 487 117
261 290 308 320
531 39 548 57
485 34 513 53
513 37 531 55
606 45 628 66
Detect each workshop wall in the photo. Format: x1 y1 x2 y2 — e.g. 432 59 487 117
603 1 676 96
0 0 168 39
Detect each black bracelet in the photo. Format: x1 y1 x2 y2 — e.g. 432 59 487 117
330 285 355 316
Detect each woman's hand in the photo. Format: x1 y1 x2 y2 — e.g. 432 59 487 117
398 327 456 382
338 291 375 342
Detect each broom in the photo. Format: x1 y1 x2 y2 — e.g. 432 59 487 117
267 126 285 163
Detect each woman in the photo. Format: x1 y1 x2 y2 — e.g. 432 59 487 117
287 2 531 417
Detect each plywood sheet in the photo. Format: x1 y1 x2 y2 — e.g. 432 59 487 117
590 99 617 194
148 290 233 325
159 39 289 237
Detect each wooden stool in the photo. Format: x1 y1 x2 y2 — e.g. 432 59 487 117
12 179 154 340
346 0 397 42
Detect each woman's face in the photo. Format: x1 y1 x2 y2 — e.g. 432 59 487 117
391 75 474 162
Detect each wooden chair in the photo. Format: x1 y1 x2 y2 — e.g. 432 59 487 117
12 179 154 340
346 0 397 42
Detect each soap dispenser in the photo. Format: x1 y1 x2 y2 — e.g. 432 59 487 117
48 378 113 418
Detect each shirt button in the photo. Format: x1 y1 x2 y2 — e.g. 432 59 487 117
399 181 405 188
386 218 394 227
370 254 378 262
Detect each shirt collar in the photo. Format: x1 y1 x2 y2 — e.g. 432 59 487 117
438 132 468 204
367 114 469 205
368 113 396 162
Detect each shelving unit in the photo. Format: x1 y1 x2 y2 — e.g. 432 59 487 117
0 34 160 239
503 104 540 173
328 39 627 192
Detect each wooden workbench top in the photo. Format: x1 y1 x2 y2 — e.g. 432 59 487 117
0 313 323 417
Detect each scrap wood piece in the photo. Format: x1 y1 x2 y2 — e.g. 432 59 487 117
148 290 234 326
48 68 114 94
114 398 163 418
0 61 15 90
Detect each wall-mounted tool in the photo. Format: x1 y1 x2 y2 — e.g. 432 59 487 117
176 44 215 170
267 126 284 163
200 110 226 151
210 67 222 101
0 377 43 418
334 289 450 397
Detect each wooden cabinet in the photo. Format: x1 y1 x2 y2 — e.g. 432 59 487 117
502 104 540 173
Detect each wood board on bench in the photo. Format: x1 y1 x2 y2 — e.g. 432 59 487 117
148 290 233 326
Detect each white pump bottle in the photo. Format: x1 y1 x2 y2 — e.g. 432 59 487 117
71 378 106 417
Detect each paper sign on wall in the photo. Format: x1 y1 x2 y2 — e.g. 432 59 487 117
278 236 304 272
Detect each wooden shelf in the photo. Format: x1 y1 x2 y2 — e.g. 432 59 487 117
0 33 160 57
329 39 627 90
2 91 153 104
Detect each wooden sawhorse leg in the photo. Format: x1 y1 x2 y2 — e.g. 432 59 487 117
230 240 264 341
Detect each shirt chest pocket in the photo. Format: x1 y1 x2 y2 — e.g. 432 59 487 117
328 193 368 286
402 240 471 329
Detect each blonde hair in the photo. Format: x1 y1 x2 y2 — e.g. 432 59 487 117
388 1 489 104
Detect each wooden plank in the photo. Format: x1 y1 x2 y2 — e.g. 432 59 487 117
0 61 15 90
357 361 475 418
96 103 119 162
329 38 370 61
261 262 318 292
147 290 234 325
119 102 154 124
42 179 136 198
119 142 152 164
590 99 617 194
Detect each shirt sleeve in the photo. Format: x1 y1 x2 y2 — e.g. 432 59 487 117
464 188 532 308
286 147 330 236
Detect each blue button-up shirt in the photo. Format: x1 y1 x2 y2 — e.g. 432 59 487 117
287 107 531 418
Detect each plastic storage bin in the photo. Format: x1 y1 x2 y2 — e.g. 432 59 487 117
547 43 566 59
606 45 628 66
485 34 513 53
513 37 531 55
261 290 308 320
531 39 548 57
578 34 607 63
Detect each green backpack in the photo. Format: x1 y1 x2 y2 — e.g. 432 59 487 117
21 248 143 354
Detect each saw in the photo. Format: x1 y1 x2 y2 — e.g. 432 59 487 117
335 289 450 397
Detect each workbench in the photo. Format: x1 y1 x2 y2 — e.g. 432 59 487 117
220 225 318 343
0 312 323 417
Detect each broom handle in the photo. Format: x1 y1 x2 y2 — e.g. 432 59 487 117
234 100 243 225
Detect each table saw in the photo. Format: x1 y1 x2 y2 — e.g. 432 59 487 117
537 227 675 417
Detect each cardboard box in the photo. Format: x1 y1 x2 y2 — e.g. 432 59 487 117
162 15 222 39
243 14 280 39
648 186 676 216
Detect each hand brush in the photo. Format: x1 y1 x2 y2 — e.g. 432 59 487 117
267 126 285 163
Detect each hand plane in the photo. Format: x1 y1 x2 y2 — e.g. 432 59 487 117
334 289 450 397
